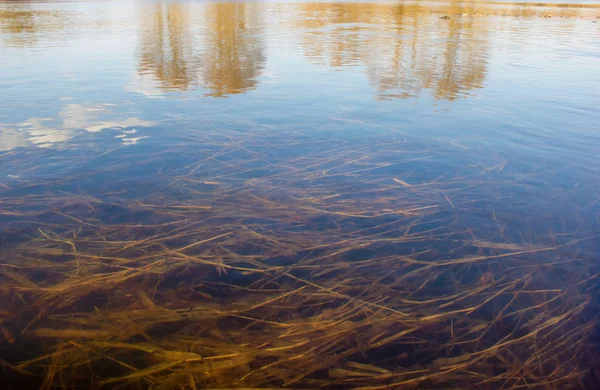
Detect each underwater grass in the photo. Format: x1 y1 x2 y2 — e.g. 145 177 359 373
0 127 598 389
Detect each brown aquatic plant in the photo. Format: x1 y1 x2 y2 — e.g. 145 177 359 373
0 123 598 389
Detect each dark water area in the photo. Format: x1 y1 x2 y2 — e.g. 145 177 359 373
1 0 600 389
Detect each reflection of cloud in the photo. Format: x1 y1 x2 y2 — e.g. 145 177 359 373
125 72 168 98
21 118 72 147
0 126 29 151
114 130 148 145
11 104 154 149
122 136 149 146
129 1 265 98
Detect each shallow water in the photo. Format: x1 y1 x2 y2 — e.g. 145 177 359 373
1 0 600 388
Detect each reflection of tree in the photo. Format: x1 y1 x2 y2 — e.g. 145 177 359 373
137 3 198 92
296 2 490 101
200 3 265 97
295 1 589 101
412 2 487 101
0 7 68 47
136 2 265 97
0 9 35 34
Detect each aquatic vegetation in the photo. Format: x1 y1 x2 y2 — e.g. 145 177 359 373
2 0 600 387
0 127 598 389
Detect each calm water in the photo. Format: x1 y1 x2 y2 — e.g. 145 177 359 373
1 0 599 245
1 0 600 388
1 1 599 165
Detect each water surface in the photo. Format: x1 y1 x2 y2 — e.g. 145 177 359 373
1 0 600 388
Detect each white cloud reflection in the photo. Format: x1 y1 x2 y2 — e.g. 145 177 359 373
1 104 154 150
0 126 29 151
